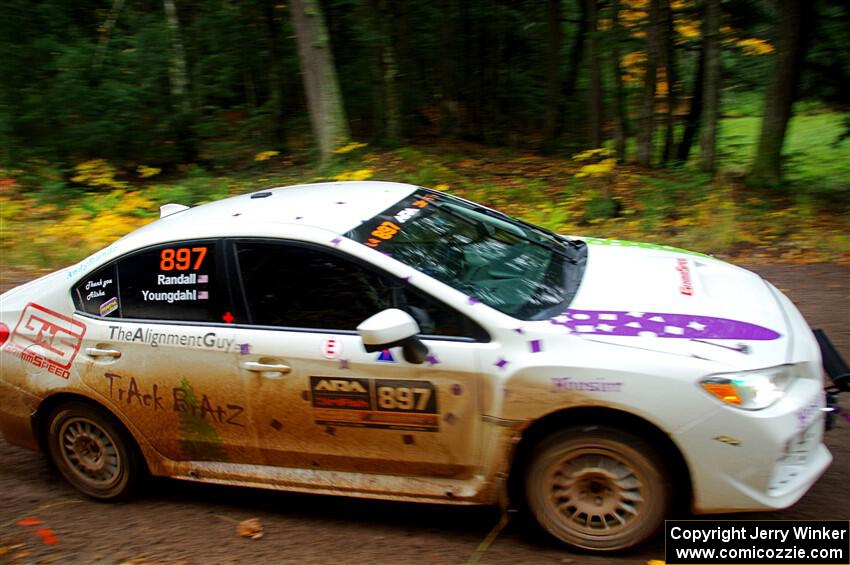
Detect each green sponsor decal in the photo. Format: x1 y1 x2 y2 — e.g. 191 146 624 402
581 237 711 258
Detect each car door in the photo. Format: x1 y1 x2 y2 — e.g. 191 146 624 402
228 239 488 479
73 240 257 464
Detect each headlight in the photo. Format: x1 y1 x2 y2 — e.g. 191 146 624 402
700 365 796 410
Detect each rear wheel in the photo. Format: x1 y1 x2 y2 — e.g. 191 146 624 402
524 426 671 551
46 402 141 500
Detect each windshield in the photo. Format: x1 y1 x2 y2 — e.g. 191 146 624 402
346 189 586 320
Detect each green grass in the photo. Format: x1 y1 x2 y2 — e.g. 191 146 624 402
717 111 850 189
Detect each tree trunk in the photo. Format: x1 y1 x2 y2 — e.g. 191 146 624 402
289 0 350 164
698 0 720 172
659 0 677 164
558 0 588 140
264 0 286 148
541 0 562 153
163 0 195 160
610 0 628 161
676 43 704 162
636 0 661 166
587 0 603 148
367 0 402 145
748 0 813 186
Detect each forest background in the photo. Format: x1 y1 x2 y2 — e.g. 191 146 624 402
0 0 848 279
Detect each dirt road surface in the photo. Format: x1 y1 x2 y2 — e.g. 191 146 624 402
1 264 848 564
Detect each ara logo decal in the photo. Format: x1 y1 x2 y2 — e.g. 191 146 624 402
313 378 368 393
376 349 395 362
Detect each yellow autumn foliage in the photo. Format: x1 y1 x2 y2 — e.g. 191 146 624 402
254 150 280 162
736 37 774 56
333 142 368 155
71 159 128 190
333 168 374 181
136 165 162 178
575 158 618 178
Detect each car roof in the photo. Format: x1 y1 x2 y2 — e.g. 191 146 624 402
125 181 418 244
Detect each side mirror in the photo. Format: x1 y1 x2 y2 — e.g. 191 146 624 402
357 309 429 365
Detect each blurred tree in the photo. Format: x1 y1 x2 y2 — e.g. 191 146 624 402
587 0 603 148
609 0 629 161
290 0 350 163
699 0 720 172
636 0 661 166
748 0 815 186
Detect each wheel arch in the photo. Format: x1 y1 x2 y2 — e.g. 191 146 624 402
506 406 692 514
32 392 150 475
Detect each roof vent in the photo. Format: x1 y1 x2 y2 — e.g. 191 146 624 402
250 191 272 199
160 203 190 218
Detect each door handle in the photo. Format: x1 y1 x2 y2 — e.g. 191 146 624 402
241 361 292 375
85 347 122 359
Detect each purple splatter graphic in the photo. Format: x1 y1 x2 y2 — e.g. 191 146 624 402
495 357 510 369
467 296 480 306
232 213 241 217
239 343 251 355
339 358 350 369
451 384 463 396
529 339 543 353
426 354 440 366
513 327 525 334
331 237 343 246
549 309 781 341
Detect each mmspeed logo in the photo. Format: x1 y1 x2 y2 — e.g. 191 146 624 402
4 303 86 379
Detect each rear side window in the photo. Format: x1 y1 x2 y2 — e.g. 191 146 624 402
74 264 120 317
74 241 221 323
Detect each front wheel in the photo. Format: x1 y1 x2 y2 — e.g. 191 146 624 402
524 426 671 551
46 401 141 500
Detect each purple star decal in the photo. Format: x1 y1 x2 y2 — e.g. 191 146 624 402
232 212 241 217
451 384 463 396
548 308 781 341
495 357 509 370
426 354 440 366
467 296 480 306
339 358 350 369
529 339 543 353
295 216 303 220
335 201 346 205
513 327 525 334
239 343 251 355
331 237 343 246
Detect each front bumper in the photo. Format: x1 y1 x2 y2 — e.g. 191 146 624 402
675 374 832 514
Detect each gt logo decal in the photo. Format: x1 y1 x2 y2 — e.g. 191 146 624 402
4 303 86 379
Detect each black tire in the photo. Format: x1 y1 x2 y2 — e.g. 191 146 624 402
46 401 141 501
524 426 671 552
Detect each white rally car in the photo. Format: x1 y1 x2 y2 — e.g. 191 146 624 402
0 181 842 551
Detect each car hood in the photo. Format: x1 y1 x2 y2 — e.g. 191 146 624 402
557 240 790 369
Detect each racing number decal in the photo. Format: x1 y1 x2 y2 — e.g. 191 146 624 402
159 247 207 271
310 377 439 431
375 380 437 413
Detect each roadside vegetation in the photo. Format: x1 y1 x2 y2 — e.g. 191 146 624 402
2 106 848 281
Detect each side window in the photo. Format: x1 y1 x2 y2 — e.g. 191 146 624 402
74 264 119 317
235 242 393 330
234 241 488 340
117 242 219 322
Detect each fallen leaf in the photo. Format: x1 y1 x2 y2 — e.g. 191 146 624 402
36 527 59 545
17 517 45 527
238 518 264 540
